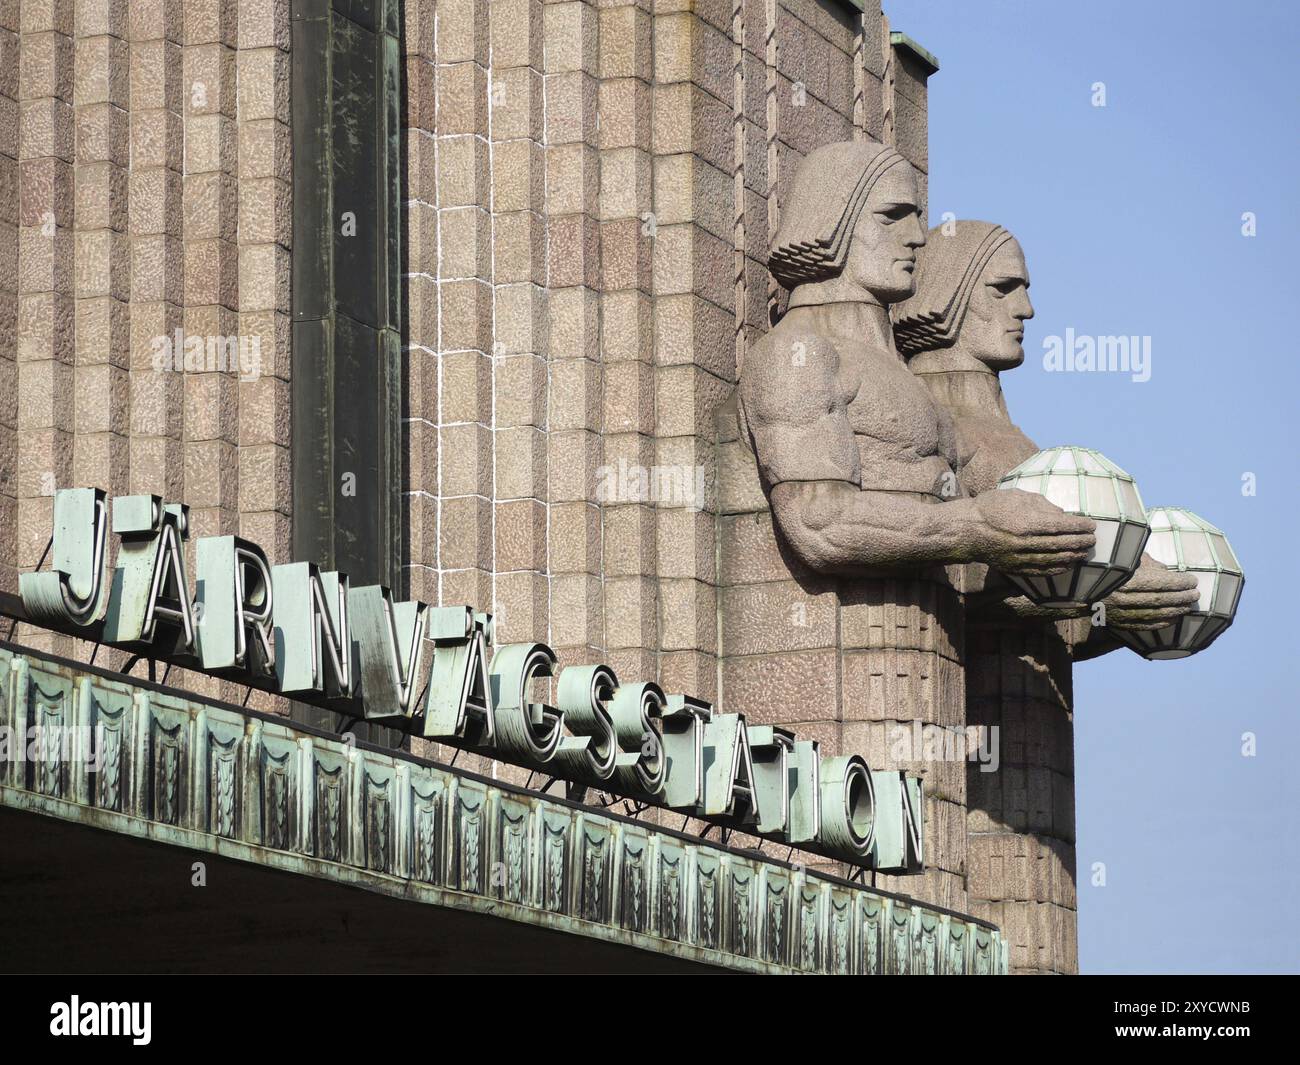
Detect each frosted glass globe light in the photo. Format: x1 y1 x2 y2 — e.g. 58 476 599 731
995 446 1149 607
1113 506 1244 660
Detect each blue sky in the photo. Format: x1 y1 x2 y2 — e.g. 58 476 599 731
885 0 1300 972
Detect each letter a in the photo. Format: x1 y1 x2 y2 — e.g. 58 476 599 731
422 608 496 748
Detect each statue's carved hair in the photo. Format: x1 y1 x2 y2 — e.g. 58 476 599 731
893 221 1014 356
769 140 908 290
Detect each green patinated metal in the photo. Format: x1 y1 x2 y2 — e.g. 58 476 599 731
836 0 943 76
0 642 1007 974
889 31 940 75
291 1 404 742
19 489 108 626
290 0 404 594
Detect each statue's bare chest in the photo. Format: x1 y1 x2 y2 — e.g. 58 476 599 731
953 414 1039 496
836 341 951 457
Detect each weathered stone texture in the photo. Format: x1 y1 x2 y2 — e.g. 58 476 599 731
1 0 291 704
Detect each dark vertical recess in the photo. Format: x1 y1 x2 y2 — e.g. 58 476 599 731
291 0 405 742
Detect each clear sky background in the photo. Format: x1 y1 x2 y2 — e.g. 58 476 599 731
884 0 1299 973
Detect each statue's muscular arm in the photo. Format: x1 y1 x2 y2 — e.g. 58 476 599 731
739 332 1094 575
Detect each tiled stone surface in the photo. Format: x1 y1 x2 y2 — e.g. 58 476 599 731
964 621 1079 973
403 0 910 664
1 0 291 707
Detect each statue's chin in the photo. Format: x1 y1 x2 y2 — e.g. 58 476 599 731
868 277 917 304
980 349 1024 371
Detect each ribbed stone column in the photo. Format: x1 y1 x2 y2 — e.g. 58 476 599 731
127 0 185 521
15 1 76 658
965 619 1078 974
843 571 967 913
0 7 22 597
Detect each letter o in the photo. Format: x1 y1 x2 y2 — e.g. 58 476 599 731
818 755 876 857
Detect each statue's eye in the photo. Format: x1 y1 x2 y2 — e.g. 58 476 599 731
875 204 913 224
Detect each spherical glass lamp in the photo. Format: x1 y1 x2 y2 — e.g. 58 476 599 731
1113 506 1244 660
995 446 1149 607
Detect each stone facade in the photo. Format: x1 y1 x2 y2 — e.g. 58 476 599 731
4 0 1026 963
1 0 291 710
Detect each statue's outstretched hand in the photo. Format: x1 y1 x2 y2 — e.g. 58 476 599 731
1103 553 1200 631
971 490 1096 576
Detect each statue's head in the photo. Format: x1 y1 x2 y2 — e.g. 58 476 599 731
770 140 926 306
894 221 1034 371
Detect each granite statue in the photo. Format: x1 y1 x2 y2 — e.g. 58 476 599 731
893 221 1201 644
893 219 1200 971
728 140 1094 913
738 143 1099 581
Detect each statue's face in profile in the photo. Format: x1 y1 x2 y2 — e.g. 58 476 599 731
961 239 1033 370
842 163 927 303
